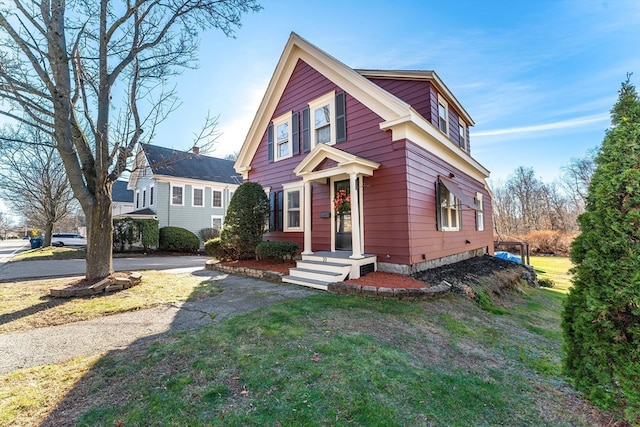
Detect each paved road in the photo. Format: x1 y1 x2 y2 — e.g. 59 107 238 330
0 239 29 267
0 255 210 282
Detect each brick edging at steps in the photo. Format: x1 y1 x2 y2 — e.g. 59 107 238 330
205 260 452 299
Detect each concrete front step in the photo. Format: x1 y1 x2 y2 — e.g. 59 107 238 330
282 275 330 291
289 267 345 282
295 259 351 274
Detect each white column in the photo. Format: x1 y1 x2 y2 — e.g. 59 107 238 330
302 180 313 255
349 172 363 259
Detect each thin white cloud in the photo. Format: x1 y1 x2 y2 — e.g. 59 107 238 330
472 113 609 137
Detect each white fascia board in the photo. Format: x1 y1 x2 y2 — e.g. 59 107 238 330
151 175 240 190
380 111 490 182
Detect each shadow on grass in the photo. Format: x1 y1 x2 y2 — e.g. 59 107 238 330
0 296 67 327
37 269 316 426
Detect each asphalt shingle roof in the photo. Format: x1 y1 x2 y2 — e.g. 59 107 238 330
141 143 241 185
112 180 133 203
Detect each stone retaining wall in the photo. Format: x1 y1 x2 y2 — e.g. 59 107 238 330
205 260 285 283
328 281 451 299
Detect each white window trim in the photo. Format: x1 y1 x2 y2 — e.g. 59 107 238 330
309 91 336 147
211 215 224 232
142 187 147 208
273 112 293 162
476 193 485 231
135 190 140 209
149 184 155 206
192 186 205 207
458 119 467 151
282 181 304 232
441 187 460 232
211 188 223 208
437 94 449 136
170 184 185 206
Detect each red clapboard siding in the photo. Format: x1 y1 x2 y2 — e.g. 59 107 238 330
367 78 432 123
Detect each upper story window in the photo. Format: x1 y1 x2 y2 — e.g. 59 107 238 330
212 190 222 208
309 92 336 147
171 184 184 206
135 190 140 209
192 187 204 207
272 112 292 161
438 95 448 135
150 185 154 206
142 189 147 207
458 121 467 151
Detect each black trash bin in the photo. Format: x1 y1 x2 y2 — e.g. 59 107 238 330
30 237 43 249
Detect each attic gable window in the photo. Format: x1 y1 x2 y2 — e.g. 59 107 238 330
309 91 336 146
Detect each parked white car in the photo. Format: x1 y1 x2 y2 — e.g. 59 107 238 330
51 233 88 247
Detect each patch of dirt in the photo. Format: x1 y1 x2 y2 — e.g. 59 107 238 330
414 255 525 285
345 271 427 289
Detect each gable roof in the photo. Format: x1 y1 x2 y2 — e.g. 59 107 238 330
112 180 133 203
235 32 489 182
141 143 241 184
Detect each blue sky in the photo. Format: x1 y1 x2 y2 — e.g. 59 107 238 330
1 0 639 219
153 0 639 185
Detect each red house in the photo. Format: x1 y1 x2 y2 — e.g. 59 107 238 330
235 33 493 290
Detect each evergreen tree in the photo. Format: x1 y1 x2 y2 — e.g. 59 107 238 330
220 182 270 259
562 77 640 423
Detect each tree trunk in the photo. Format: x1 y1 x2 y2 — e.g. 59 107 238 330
43 223 54 247
85 187 113 280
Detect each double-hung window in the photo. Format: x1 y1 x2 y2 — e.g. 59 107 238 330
439 185 460 231
309 92 336 146
282 181 304 231
135 190 140 209
273 112 292 161
212 190 222 208
459 121 467 151
171 184 184 206
211 215 223 233
475 193 484 231
192 187 204 207
142 189 147 207
150 185 154 206
438 95 448 135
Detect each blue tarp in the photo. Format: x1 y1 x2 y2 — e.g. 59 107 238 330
494 251 522 264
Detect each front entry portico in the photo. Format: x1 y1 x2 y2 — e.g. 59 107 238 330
294 144 380 259
283 145 380 289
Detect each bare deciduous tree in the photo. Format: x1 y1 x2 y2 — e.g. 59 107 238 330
0 0 261 279
0 127 75 246
561 147 598 212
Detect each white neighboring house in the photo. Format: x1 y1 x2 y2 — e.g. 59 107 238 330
126 143 241 244
112 180 135 216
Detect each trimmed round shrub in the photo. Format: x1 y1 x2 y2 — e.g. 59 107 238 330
256 241 298 261
159 226 199 252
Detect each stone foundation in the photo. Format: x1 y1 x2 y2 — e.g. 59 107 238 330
328 280 451 299
377 247 488 276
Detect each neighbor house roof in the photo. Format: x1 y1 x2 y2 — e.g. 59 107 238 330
112 180 133 203
140 143 241 185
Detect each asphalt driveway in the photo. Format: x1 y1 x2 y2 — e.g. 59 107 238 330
0 258 317 374
0 255 209 282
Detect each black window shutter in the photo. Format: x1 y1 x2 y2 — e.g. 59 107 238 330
269 192 276 231
267 123 274 163
435 182 442 231
292 112 300 156
336 91 346 142
302 107 310 153
277 190 284 231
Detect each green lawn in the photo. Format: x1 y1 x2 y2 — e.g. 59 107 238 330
529 256 573 293
2 284 612 426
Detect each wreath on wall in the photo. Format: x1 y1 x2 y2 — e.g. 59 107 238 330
334 189 351 213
